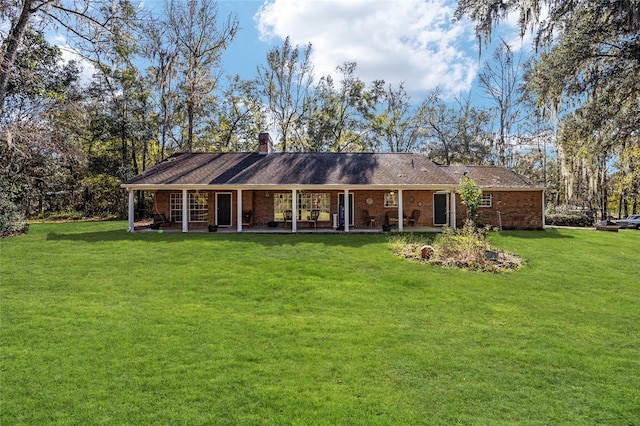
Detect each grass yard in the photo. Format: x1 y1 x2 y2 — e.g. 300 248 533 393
1 222 639 425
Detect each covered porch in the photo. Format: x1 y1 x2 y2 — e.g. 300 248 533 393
125 187 458 233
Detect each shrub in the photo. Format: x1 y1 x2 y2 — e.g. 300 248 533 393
545 206 592 227
0 193 28 238
389 221 521 272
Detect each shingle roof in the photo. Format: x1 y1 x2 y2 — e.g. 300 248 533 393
439 165 539 188
124 152 458 187
123 152 540 189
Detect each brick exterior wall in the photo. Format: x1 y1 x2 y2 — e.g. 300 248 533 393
454 190 544 230
152 188 544 230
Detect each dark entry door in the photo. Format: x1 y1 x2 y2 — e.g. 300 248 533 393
433 193 448 225
216 193 232 226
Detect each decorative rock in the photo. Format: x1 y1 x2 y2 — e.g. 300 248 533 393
420 245 435 259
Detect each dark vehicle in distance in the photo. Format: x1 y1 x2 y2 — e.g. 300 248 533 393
617 214 640 229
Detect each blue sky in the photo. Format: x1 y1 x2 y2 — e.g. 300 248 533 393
52 0 533 104
216 0 532 101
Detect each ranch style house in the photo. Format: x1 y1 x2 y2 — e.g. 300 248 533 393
122 133 544 232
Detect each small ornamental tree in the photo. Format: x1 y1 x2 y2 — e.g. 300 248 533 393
459 174 483 225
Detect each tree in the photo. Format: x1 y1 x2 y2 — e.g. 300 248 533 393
206 75 266 152
458 174 483 224
0 0 137 113
256 36 313 152
164 0 238 152
478 39 526 166
0 29 84 227
371 82 426 153
304 62 383 152
421 91 491 165
457 0 640 211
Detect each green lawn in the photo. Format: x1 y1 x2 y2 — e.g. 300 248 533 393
1 222 639 425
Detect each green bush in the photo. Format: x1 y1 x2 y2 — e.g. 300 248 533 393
545 207 592 227
0 193 28 237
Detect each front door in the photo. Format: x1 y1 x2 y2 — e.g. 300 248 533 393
433 193 448 226
338 193 354 226
216 193 232 227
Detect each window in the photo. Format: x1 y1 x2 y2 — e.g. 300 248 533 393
298 193 330 221
170 193 182 222
273 192 331 221
169 192 209 222
384 191 398 208
189 192 208 222
480 194 492 208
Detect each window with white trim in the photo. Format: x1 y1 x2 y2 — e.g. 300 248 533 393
274 192 331 221
298 192 330 221
384 191 398 208
169 192 209 222
189 192 208 222
170 193 183 222
480 194 492 208
274 193 292 221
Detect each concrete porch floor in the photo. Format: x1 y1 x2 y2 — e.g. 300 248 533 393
134 222 443 234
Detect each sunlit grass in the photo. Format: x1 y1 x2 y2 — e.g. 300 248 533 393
1 222 639 424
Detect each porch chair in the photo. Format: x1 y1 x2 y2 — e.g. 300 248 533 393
408 209 421 226
308 209 320 228
242 210 253 227
283 209 293 227
362 209 376 227
151 212 171 229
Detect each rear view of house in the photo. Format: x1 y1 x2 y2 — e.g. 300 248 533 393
122 133 544 232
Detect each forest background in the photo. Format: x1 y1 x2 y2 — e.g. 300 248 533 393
1 0 638 234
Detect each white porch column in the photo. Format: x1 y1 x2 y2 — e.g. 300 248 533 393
397 189 404 232
291 189 297 232
344 189 349 232
237 190 243 232
182 189 188 232
450 191 457 230
127 190 135 232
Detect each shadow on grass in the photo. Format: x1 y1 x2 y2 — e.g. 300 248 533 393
45 229 403 248
497 228 575 239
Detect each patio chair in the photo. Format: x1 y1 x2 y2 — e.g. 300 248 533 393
408 209 421 226
307 209 320 228
242 210 252 227
362 209 376 227
283 209 293 227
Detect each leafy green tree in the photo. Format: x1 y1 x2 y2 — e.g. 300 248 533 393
458 174 483 224
0 29 84 228
304 62 383 152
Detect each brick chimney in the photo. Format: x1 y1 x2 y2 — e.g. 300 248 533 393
258 132 273 154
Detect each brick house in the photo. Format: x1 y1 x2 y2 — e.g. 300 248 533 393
122 133 544 232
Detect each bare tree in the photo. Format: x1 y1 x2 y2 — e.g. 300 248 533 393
164 0 238 152
256 36 313 152
0 0 130 113
478 39 525 166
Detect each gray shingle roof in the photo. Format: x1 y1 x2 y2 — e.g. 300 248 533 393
123 152 539 189
125 152 457 187
439 165 539 188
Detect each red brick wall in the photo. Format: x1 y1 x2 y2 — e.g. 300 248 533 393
455 190 544 230
152 189 544 230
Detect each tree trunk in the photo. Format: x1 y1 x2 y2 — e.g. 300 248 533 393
0 0 34 112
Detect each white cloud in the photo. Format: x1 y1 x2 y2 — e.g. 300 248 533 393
255 0 479 98
50 34 97 87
